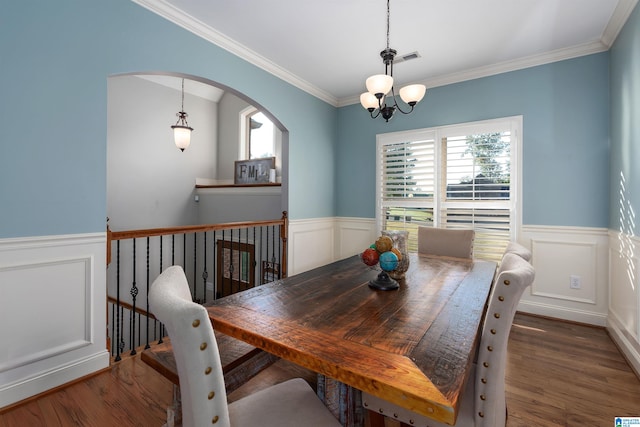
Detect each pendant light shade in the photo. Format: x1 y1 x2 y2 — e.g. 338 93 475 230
366 74 394 97
171 79 193 152
172 122 192 151
399 84 426 105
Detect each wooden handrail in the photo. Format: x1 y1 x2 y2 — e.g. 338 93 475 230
106 211 288 273
107 295 157 321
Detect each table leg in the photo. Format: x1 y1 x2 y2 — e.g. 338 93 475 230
316 374 364 427
163 384 182 427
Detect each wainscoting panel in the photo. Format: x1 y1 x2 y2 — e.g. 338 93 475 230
288 218 336 275
608 231 640 375
0 233 109 409
334 217 376 261
519 226 609 326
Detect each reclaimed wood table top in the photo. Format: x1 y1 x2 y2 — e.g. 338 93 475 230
206 253 496 425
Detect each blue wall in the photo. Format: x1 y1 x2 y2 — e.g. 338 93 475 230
2 0 636 239
609 2 640 234
0 0 337 238
337 53 611 228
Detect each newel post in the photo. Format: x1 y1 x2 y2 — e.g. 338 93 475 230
280 211 288 278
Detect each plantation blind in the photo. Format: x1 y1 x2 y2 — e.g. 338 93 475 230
377 118 520 262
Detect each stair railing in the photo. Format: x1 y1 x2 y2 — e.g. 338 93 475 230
106 212 288 362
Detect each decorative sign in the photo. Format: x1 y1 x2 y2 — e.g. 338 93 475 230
234 157 275 184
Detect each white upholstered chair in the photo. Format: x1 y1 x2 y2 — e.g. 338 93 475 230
362 252 535 427
417 226 476 259
505 241 532 262
148 266 341 427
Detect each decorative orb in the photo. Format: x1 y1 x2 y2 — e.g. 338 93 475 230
379 251 399 272
362 248 380 266
375 235 393 253
369 243 377 249
391 247 403 261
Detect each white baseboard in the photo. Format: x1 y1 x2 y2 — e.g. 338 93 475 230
0 350 110 408
607 311 640 377
518 300 608 326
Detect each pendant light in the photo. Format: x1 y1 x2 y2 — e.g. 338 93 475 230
360 0 426 122
171 78 193 151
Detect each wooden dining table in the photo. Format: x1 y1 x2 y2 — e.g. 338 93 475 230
206 252 496 426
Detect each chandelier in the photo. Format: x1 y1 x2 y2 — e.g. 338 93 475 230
171 78 193 151
360 0 426 122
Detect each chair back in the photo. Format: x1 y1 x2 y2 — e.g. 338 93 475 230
148 266 231 427
504 241 532 262
474 252 535 427
418 226 475 259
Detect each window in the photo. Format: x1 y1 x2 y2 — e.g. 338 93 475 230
376 117 522 261
243 110 275 160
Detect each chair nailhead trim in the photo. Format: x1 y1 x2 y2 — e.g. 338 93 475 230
483 361 489 367
205 367 212 375
479 411 484 417
212 415 219 424
503 279 510 285
379 408 384 414
498 296 504 301
393 413 399 418
480 394 486 400
494 313 500 319
192 319 200 327
481 378 487 383
208 391 215 400
490 328 496 334
200 342 208 351
409 420 415 425
487 345 493 351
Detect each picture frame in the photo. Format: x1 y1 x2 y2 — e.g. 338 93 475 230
234 157 275 184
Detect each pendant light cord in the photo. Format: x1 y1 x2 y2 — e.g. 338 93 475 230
181 78 185 112
386 0 390 50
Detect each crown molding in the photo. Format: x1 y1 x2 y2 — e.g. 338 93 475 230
601 0 639 47
134 0 635 109
131 0 339 107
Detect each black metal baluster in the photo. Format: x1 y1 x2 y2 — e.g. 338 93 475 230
271 225 277 278
278 224 282 279
115 241 122 362
193 232 197 302
253 227 257 287
202 231 208 304
144 236 150 350
130 239 138 356
259 226 263 284
229 229 235 295
213 230 218 300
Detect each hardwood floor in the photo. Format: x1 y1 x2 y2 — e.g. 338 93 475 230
1 313 639 427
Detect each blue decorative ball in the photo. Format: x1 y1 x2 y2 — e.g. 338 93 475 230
379 251 399 272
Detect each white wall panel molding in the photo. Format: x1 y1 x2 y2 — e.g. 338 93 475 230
288 218 336 275
518 225 609 325
0 233 109 408
334 217 376 261
607 230 640 376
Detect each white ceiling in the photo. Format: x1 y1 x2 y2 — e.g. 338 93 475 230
134 0 637 107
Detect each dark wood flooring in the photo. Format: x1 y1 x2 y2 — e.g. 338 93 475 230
1 313 639 426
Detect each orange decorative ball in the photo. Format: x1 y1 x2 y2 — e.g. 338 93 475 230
391 247 402 261
375 235 393 253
